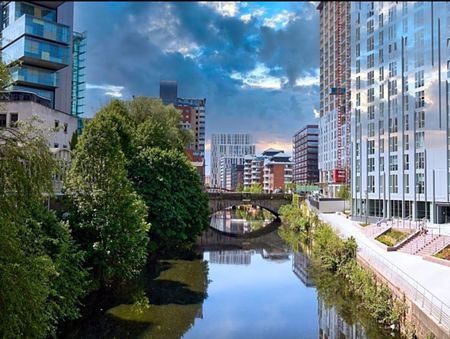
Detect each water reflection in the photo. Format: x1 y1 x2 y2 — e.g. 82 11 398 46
210 205 276 234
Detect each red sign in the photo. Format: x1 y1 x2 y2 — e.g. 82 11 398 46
333 169 346 183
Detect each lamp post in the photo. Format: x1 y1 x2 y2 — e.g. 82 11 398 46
365 189 368 225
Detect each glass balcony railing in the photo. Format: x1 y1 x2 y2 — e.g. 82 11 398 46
2 14 70 48
3 36 69 69
11 65 58 88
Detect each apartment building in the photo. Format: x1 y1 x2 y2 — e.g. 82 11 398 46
293 124 319 184
351 2 450 223
317 2 351 197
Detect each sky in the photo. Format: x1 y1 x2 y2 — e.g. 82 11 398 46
74 1 320 172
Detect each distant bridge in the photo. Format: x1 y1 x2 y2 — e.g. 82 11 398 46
207 192 294 216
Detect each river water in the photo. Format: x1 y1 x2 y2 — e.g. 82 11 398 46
62 207 398 339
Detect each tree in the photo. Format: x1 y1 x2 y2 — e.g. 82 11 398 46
0 121 86 337
129 148 209 252
336 184 351 201
243 183 263 193
66 107 150 288
127 96 192 152
235 183 244 192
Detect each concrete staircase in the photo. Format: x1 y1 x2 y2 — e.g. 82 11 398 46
398 234 450 256
416 235 450 257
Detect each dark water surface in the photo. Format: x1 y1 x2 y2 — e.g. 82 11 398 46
61 208 397 339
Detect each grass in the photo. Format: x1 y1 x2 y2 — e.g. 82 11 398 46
376 229 409 247
434 245 450 261
359 222 370 227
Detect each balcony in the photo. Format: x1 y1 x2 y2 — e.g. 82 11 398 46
2 36 69 70
2 14 70 48
11 65 58 88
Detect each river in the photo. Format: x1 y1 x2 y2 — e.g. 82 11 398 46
61 206 398 339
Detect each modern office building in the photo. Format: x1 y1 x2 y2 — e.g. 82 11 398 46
210 133 255 189
159 80 177 105
243 155 265 188
317 2 351 197
351 2 450 223
293 124 319 184
71 30 86 130
0 2 85 147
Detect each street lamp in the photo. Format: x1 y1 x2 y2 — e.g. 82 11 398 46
365 189 368 225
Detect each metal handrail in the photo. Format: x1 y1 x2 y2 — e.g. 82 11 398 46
358 245 450 332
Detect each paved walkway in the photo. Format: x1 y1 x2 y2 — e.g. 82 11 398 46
318 212 450 309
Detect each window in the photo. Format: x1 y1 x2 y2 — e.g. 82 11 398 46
380 137 385 153
404 95 409 111
415 131 424 148
380 84 384 99
405 134 409 150
405 173 410 193
416 173 425 193
416 111 425 129
389 7 396 23
367 88 375 102
368 175 375 193
379 66 384 81
379 120 385 135
403 18 408 34
405 115 409 131
388 79 398 96
368 140 375 155
368 122 375 137
404 76 409 92
54 143 59 148
389 25 396 41
54 120 59 128
389 155 398 171
389 61 397 77
368 158 375 172
379 31 384 46
380 156 385 171
379 48 384 64
356 43 360 57
63 122 68 133
404 154 410 170
368 2 374 17
355 108 361 123
389 117 398 133
368 105 375 120
414 10 424 27
356 93 361 106
356 76 361 90
356 60 360 73
367 54 374 68
392 97 398 115
390 174 398 193
379 13 384 28
367 36 374 51
356 27 360 41
402 2 408 15
356 142 360 157
415 90 425 108
415 70 424 88
379 102 384 117
0 113 6 128
9 113 18 126
389 136 398 152
415 52 424 67
368 70 375 85
416 152 425 169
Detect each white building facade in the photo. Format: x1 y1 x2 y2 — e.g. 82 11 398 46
351 2 450 223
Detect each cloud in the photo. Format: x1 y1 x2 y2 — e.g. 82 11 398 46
86 84 125 98
314 109 320 118
199 2 240 17
263 10 298 29
231 63 284 89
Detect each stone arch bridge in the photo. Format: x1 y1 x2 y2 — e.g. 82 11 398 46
208 192 293 216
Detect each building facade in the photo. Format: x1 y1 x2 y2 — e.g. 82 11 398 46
71 30 86 130
210 133 255 189
176 97 206 157
159 80 177 105
351 2 450 223
293 124 319 184
317 2 351 197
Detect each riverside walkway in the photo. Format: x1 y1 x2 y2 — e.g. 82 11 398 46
317 212 450 335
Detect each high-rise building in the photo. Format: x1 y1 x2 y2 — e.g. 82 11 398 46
351 2 450 223
317 2 351 197
293 125 319 184
0 2 85 148
176 97 206 157
210 133 255 189
159 80 177 105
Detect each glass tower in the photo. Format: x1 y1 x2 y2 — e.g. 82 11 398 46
72 31 86 130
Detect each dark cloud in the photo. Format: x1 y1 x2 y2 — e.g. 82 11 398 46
74 1 320 163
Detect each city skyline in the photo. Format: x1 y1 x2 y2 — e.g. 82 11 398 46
73 2 319 165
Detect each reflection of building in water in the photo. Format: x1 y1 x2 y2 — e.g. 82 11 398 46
210 210 245 233
318 299 366 339
209 250 254 265
292 251 314 287
261 249 289 263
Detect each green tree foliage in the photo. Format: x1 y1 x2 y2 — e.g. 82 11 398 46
69 130 78 150
66 108 150 287
130 148 209 252
127 96 192 151
0 121 86 338
235 183 244 192
243 183 263 193
336 184 351 201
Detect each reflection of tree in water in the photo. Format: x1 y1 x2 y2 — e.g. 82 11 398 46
311 264 399 339
61 255 209 339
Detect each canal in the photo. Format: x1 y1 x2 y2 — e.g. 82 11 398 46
61 206 398 338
